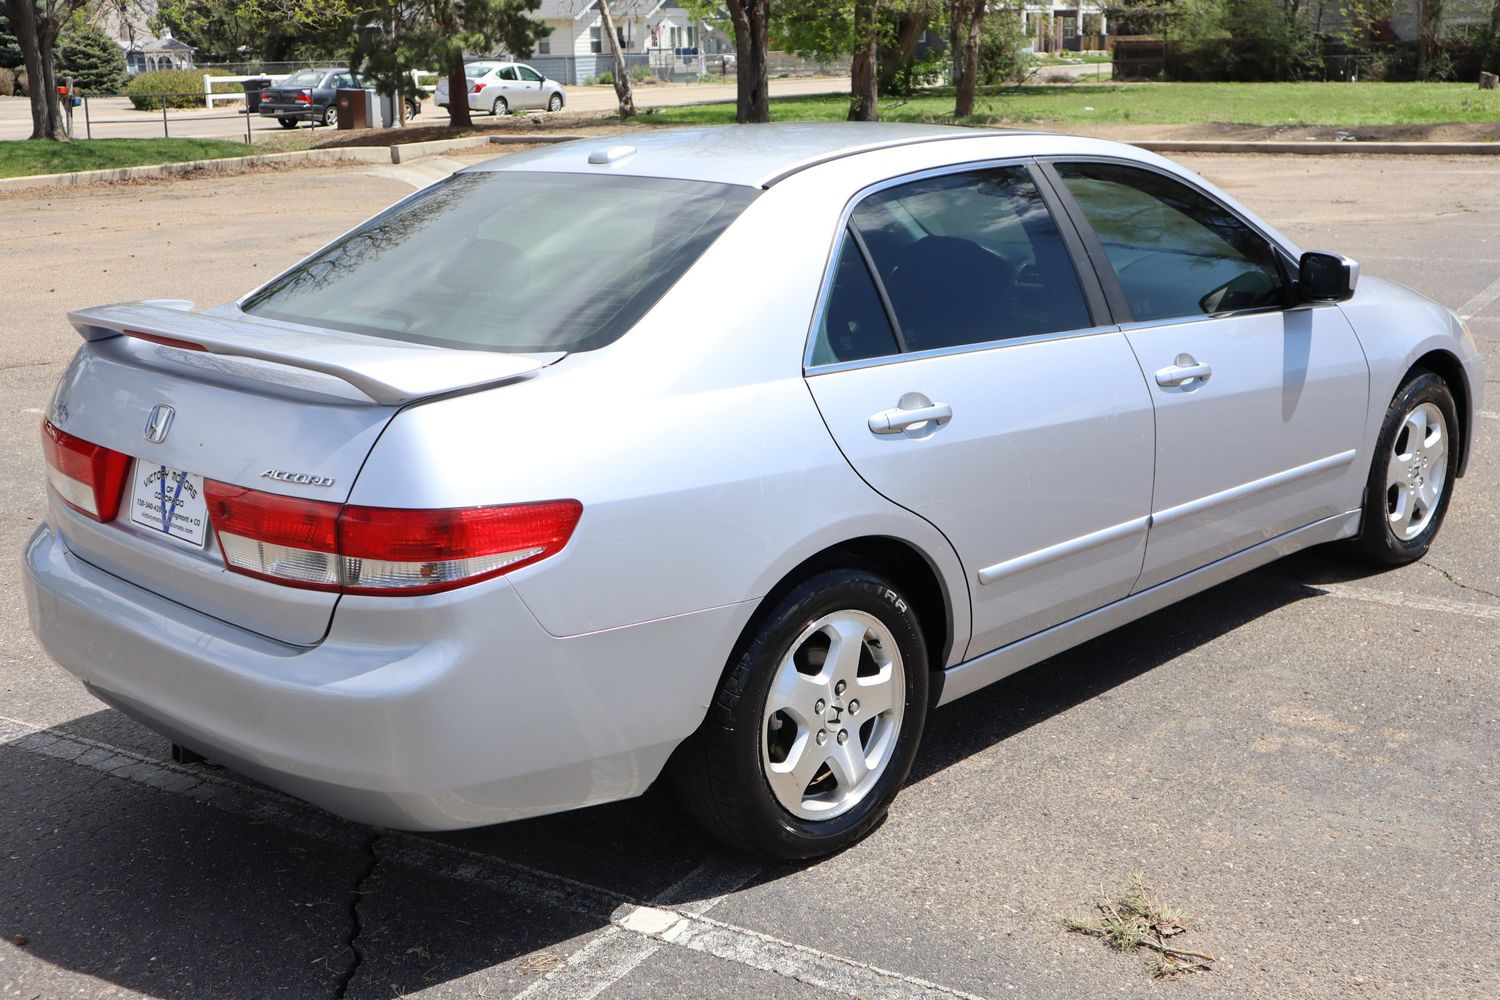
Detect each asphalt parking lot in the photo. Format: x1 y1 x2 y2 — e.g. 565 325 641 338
1 151 1496 1000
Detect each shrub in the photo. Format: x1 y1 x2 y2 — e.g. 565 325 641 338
0 66 14 97
628 64 655 83
58 21 128 94
591 70 613 85
125 68 236 109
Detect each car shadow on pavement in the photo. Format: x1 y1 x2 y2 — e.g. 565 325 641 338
1 553 1386 998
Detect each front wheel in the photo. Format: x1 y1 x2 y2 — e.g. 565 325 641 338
672 568 929 859
1347 370 1460 565
547 93 563 112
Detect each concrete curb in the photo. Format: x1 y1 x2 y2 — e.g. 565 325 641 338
1133 139 1500 155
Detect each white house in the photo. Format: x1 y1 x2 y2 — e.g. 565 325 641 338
527 0 727 80
1021 0 1109 53
94 0 196 74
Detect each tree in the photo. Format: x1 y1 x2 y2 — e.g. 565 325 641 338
847 0 877 119
0 10 23 71
725 0 770 122
949 0 983 117
422 0 546 127
597 0 635 117
57 18 127 93
5 0 93 139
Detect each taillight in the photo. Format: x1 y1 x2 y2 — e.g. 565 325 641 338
472 82 486 93
296 91 311 104
260 91 270 100
125 330 206 351
205 482 581 596
40 420 130 522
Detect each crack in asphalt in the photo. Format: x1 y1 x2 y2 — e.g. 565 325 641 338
1420 559 1500 603
332 830 381 1000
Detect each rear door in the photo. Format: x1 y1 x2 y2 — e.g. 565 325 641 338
804 163 1157 658
1045 160 1369 590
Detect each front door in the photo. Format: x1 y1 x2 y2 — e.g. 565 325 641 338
1048 160 1370 591
804 164 1157 657
515 65 545 108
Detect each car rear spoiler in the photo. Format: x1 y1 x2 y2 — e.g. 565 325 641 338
68 301 562 407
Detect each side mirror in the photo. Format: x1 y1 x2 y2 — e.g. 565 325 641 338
1298 251 1359 303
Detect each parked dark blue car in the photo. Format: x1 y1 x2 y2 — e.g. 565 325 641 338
259 68 361 129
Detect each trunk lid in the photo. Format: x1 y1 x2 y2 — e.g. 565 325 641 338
48 301 558 644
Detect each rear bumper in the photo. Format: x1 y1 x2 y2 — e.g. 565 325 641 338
259 104 319 118
24 523 750 830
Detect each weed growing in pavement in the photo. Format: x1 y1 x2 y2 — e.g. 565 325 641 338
1063 873 1216 979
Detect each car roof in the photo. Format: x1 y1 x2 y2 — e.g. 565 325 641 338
464 122 1040 189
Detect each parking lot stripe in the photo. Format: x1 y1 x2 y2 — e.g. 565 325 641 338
1 716 986 999
1480 410 1499 421
1458 274 1500 319
1310 583 1500 622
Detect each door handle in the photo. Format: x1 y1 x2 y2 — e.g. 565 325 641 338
868 396 952 434
1154 355 1213 388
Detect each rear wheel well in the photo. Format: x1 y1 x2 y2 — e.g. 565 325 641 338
734 537 954 680
1407 350 1471 474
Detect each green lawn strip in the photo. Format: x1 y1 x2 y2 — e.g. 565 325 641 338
648 82 1500 128
0 137 260 178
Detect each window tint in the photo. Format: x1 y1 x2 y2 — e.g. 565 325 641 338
848 167 1091 353
517 65 543 81
811 232 900 366
1055 162 1285 322
243 172 757 354
496 66 518 81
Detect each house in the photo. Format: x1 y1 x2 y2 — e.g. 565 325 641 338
526 0 727 83
94 0 196 74
1021 0 1110 54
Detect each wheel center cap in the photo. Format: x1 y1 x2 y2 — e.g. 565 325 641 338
825 700 845 726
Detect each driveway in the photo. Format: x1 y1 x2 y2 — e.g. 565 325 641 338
0 152 1496 999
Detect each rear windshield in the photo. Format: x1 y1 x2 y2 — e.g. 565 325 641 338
243 171 757 354
278 69 324 87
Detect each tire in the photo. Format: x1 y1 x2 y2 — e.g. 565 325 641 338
671 568 929 859
1346 370 1461 566
492 96 508 116
322 105 337 127
277 117 298 129
547 92 563 112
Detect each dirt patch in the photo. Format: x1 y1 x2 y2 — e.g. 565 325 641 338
311 111 633 149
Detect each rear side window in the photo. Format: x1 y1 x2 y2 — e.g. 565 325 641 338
1054 162 1285 322
845 167 1092 354
243 172 757 354
810 231 899 366
496 66 518 81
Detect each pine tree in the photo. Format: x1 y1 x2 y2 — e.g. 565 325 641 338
57 19 127 94
0 11 24 72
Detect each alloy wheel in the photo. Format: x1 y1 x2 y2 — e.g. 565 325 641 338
1385 400 1448 540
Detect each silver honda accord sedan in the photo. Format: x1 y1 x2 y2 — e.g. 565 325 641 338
25 124 1485 859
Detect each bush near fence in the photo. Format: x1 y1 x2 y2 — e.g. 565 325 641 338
125 68 238 109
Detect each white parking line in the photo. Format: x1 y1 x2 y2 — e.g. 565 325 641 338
0 716 985 1000
1311 583 1500 622
1458 273 1500 319
1479 410 1499 421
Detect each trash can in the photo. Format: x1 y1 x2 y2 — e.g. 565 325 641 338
242 77 271 114
335 87 371 129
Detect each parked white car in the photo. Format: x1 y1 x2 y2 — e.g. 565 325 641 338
434 60 566 115
24 125 1484 859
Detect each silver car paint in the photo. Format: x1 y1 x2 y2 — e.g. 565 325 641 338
23 124 1485 830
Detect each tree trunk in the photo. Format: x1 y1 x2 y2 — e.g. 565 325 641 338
951 0 983 118
848 0 878 120
445 51 473 127
598 0 636 117
879 11 929 93
7 0 66 140
727 0 770 123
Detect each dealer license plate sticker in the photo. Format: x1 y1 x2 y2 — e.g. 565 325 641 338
128 463 209 548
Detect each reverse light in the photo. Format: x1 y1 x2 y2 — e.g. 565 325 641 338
40 420 130 522
205 482 582 596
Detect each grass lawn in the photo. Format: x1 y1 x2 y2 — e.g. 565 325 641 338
648 81 1500 128
0 137 258 178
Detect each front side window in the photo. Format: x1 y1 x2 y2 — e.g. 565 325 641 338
1054 162 1286 322
518 65 543 82
844 166 1092 354
244 173 757 354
